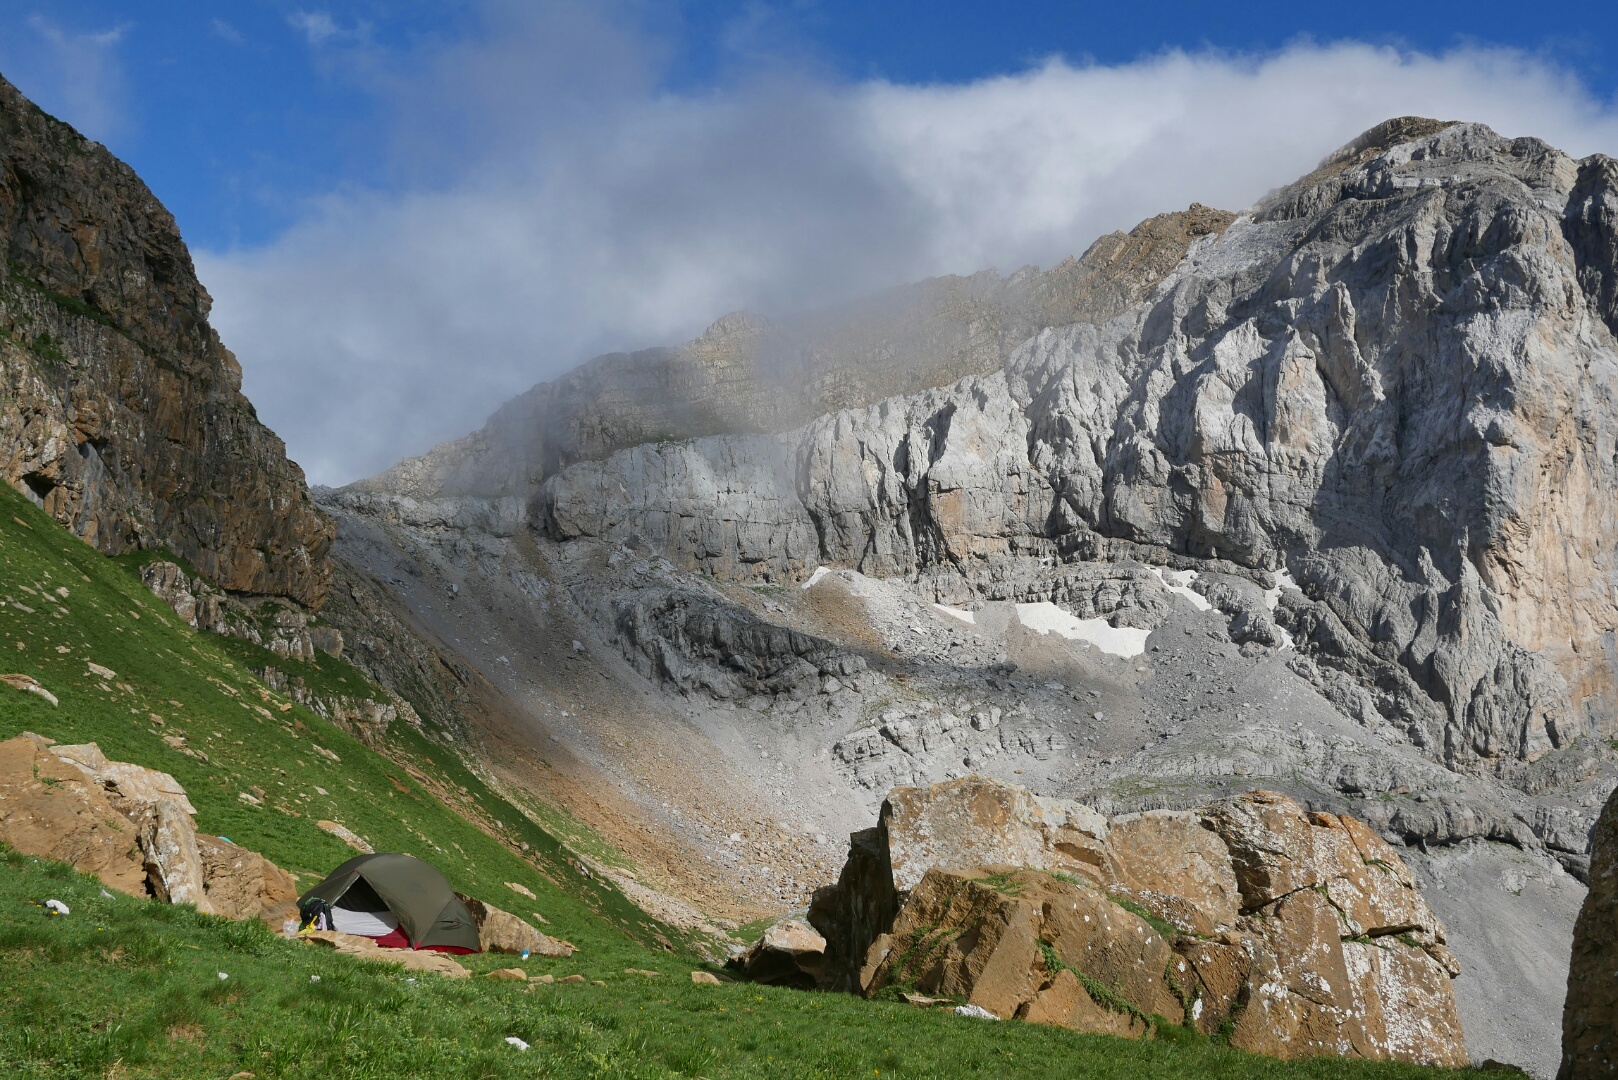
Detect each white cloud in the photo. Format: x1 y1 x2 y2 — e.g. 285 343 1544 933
211 18 244 45
0 16 130 142
289 11 343 47
196 19 1618 486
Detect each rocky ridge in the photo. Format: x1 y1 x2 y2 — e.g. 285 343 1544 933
358 205 1235 502
534 119 1618 784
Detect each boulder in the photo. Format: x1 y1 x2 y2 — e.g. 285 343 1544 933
316 819 373 853
51 741 196 816
811 778 1466 1066
1106 810 1240 937
457 893 575 957
0 733 299 926
729 918 827 989
806 825 898 992
196 834 299 925
0 733 146 894
880 776 1113 892
1 673 57 706
138 797 213 913
860 867 1179 1027
1229 888 1373 1060
1561 784 1618 1078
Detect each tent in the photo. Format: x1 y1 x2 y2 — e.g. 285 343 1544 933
299 853 481 954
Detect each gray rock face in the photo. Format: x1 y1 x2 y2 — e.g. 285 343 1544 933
532 120 1618 782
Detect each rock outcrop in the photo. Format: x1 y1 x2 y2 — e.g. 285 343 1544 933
808 777 1465 1066
140 560 345 662
0 74 331 605
0 733 296 924
525 120 1618 777
1562 784 1618 1077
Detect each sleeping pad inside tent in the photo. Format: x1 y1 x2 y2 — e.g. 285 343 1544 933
299 852 481 954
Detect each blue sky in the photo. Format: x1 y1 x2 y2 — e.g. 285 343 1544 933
3 2 1618 482
4 1 1617 251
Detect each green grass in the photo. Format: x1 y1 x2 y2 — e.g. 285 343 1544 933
0 480 673 956
0 850 1473 1080
1106 894 1183 943
0 481 1474 1077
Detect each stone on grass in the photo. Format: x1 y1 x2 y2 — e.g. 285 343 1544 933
299 930 469 978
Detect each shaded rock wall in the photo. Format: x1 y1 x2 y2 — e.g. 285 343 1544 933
1562 784 1618 1077
0 74 331 605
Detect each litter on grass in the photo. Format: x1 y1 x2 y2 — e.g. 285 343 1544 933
505 1037 530 1051
954 1004 999 1020
217 972 229 981
43 899 69 916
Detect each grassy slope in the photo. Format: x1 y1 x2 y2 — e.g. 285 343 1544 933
0 483 1468 1078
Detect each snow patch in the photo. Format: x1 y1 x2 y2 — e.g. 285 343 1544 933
1150 567 1212 611
933 604 976 624
1262 568 1301 649
1014 602 1150 657
801 566 832 589
1264 567 1301 612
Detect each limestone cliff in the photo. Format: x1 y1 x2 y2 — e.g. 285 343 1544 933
0 74 331 605
357 204 1234 501
532 119 1618 776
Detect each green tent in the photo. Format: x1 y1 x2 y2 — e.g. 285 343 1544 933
299 853 481 954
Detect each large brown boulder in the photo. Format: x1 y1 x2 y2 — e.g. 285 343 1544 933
860 867 1182 1030
1106 809 1241 937
196 834 299 925
729 918 827 988
457 893 575 957
813 777 1466 1067
0 733 146 894
880 776 1114 891
1561 784 1618 1077
0 733 299 926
